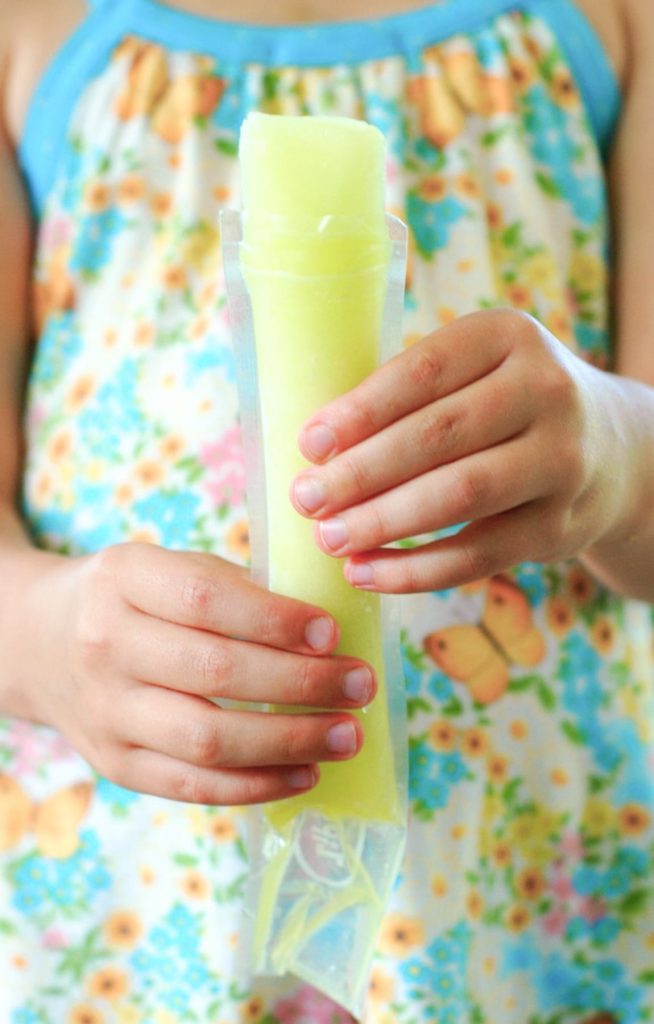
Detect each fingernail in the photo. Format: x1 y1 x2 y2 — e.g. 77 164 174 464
303 423 336 461
305 616 334 651
288 766 318 789
326 721 358 755
320 517 348 551
348 562 375 587
343 667 373 703
293 475 326 514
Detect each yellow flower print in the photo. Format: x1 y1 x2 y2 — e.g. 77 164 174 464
547 596 575 637
509 719 528 740
378 913 425 956
180 869 211 899
591 617 616 655
161 265 187 291
440 49 486 114
428 719 457 752
159 434 185 461
118 174 146 204
140 865 156 885
618 803 651 836
505 282 533 310
515 866 545 900
69 1008 105 1024
134 459 165 488
208 813 237 843
582 798 615 836
117 1009 142 1024
550 767 569 787
133 321 155 348
65 374 95 413
550 68 580 110
495 167 514 186
484 73 514 114
104 910 143 950
569 250 607 293
34 243 76 332
115 42 169 120
47 429 73 463
462 726 488 758
523 250 559 297
487 753 509 783
431 872 448 897
438 306 457 325
507 56 536 95
227 520 251 562
151 73 226 145
240 996 264 1022
150 191 174 220
406 73 465 149
181 222 221 276
567 566 595 605
455 172 481 199
547 308 574 346
418 174 447 203
491 841 512 868
368 966 395 1003
505 904 530 932
486 201 504 231
84 180 112 213
466 889 484 918
87 966 130 1001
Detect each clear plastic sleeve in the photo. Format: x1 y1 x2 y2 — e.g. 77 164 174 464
220 210 408 1018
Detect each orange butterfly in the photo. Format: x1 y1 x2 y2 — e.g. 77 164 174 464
424 575 546 704
0 775 94 859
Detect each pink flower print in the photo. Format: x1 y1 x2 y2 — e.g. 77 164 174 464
550 872 574 901
542 905 568 937
40 213 73 253
5 719 76 774
42 927 70 949
559 830 584 860
200 424 246 509
272 984 356 1024
577 895 606 923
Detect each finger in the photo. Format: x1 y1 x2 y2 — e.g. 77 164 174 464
118 613 377 708
112 747 320 806
106 544 340 655
313 434 548 557
344 502 554 593
291 361 533 518
298 309 514 462
120 686 365 767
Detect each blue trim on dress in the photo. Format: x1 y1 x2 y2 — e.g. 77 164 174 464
18 0 622 216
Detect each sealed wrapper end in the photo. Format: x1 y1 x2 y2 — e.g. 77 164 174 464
221 113 408 1017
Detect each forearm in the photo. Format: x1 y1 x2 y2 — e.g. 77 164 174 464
0 502 67 720
580 372 654 602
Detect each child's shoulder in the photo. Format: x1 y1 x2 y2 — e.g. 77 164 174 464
2 0 86 149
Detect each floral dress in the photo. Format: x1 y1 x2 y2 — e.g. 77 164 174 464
3 0 653 1021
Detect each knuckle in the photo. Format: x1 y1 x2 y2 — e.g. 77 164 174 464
75 608 112 668
278 720 306 762
418 406 461 452
256 600 285 645
408 342 443 390
185 718 222 767
179 575 218 620
450 463 489 516
365 501 389 545
294 658 322 707
342 451 371 499
350 393 378 440
460 541 495 583
193 641 232 693
501 307 540 343
172 766 215 806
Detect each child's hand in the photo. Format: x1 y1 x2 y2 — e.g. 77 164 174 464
291 309 627 593
22 544 375 804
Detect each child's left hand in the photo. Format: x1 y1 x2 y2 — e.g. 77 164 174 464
290 309 629 593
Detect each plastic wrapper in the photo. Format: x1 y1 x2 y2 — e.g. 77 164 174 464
220 113 408 1017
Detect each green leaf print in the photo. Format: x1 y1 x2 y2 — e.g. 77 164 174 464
619 888 650 916
407 696 432 720
535 678 557 710
561 720 586 745
535 171 563 199
215 137 239 157
173 853 199 867
56 925 109 983
637 970 654 984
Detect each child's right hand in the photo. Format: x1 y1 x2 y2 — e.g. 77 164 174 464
17 542 375 805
